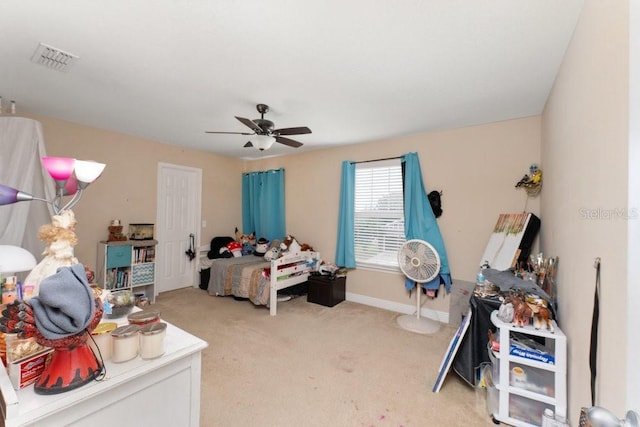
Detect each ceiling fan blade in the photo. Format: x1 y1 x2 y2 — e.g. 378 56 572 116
244 141 253 148
274 126 311 136
275 136 303 148
235 116 262 133
205 131 254 135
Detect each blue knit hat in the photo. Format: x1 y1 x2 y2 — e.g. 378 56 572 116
29 263 96 340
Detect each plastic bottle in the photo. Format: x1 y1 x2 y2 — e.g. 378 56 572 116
2 281 17 305
477 268 485 283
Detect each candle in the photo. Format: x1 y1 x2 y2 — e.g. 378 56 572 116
139 322 167 359
111 324 140 363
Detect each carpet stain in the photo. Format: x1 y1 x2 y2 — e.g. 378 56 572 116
335 351 358 372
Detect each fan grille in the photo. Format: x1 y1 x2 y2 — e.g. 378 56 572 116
398 239 440 283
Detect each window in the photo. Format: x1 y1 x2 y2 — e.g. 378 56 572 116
354 159 405 272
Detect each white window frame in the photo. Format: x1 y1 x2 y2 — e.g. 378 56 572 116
354 159 405 273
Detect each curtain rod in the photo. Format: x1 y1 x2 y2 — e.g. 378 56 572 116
350 156 402 165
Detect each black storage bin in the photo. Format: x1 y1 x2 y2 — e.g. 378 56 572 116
307 274 345 307
199 267 211 290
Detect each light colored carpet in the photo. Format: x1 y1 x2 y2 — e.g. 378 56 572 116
154 288 495 427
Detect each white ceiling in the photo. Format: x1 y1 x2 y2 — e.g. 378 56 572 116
0 1 584 160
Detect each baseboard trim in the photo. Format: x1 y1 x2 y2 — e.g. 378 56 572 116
345 292 449 324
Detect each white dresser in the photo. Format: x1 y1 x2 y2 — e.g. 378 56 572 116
0 321 207 427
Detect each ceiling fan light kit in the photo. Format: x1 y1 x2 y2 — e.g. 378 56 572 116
206 103 311 151
251 135 275 151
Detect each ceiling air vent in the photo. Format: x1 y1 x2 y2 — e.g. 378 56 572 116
31 43 79 71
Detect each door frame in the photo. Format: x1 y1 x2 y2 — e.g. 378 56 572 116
156 162 202 293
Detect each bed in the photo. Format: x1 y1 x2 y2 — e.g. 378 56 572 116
206 251 321 315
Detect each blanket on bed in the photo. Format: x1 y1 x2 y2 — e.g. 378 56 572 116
208 256 266 297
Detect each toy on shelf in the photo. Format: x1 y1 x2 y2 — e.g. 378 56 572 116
503 293 554 333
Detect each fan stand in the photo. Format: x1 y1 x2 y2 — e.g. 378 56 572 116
396 285 441 334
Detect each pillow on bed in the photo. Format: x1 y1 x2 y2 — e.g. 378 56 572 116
207 236 235 259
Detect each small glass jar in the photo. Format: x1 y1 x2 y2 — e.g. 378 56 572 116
111 324 140 363
127 308 161 327
139 322 167 359
90 322 117 361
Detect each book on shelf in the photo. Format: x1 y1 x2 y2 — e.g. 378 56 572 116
134 246 155 263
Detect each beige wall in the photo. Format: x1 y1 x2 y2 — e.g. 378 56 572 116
629 0 640 411
542 0 631 421
25 112 540 318
250 117 541 314
29 113 244 270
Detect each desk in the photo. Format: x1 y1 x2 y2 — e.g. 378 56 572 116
452 294 501 386
0 321 208 427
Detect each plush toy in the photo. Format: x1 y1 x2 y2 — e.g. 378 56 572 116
280 235 314 254
300 242 314 252
234 227 255 246
226 241 243 257
280 235 301 254
254 238 269 257
107 225 127 242
241 241 254 256
264 246 281 261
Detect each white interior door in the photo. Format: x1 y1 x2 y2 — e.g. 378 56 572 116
156 163 202 294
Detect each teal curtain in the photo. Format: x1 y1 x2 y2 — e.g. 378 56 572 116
242 168 286 242
401 152 452 292
335 161 356 268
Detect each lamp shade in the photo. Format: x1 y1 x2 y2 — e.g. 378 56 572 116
251 135 276 151
63 176 78 196
0 184 19 205
0 245 37 273
74 160 106 184
42 157 76 181
0 184 35 205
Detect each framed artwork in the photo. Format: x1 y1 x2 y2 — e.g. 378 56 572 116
480 212 539 271
432 308 472 393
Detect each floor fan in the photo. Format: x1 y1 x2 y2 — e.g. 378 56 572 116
397 239 442 334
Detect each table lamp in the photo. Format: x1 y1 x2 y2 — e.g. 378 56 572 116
0 245 37 275
0 156 106 395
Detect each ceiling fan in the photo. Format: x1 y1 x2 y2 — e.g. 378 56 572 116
205 103 311 151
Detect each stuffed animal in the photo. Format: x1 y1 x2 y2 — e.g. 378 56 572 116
300 242 314 252
241 241 254 256
280 235 301 254
280 235 314 254
254 238 269 256
207 236 235 259
226 241 243 257
264 246 281 261
107 225 127 241
234 227 255 246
